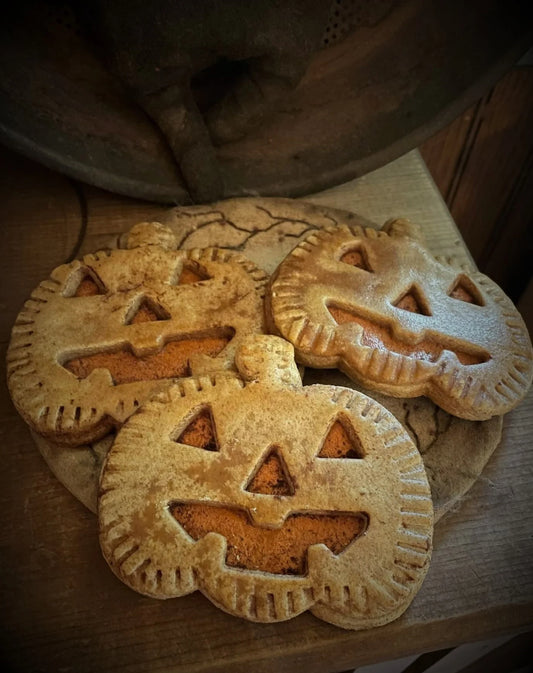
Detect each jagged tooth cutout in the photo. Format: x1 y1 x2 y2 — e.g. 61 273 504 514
63 331 234 384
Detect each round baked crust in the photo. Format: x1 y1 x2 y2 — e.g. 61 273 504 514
266 224 533 420
7 230 268 446
98 336 433 629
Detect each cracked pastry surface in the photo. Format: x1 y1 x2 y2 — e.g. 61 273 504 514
98 335 433 629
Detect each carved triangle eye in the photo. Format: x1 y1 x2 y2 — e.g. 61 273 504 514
245 446 295 495
175 262 211 285
175 407 219 451
68 268 107 297
318 416 365 459
125 296 171 324
448 274 485 306
340 246 373 272
393 285 431 316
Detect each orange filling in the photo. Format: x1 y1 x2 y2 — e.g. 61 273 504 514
178 408 218 451
395 293 423 313
64 335 231 384
318 419 363 458
328 305 488 366
340 249 370 270
171 424 367 575
178 267 209 284
129 303 165 323
450 285 476 303
73 276 103 296
246 450 295 496
171 503 367 575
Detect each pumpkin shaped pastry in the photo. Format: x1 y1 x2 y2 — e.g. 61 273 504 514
99 335 433 629
7 222 268 445
266 219 533 420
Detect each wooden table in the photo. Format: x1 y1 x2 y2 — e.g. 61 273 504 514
0 146 531 673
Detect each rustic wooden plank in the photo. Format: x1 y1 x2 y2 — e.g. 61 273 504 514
448 67 533 263
419 101 480 203
0 147 83 340
0 149 531 673
420 66 533 303
481 145 533 302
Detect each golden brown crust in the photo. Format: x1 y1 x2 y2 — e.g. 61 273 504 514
7 223 268 445
266 222 533 420
98 335 433 629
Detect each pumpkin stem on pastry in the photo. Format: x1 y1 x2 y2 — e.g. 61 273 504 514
235 335 302 387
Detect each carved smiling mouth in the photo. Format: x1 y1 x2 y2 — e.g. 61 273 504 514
63 329 234 384
328 305 490 366
170 502 368 575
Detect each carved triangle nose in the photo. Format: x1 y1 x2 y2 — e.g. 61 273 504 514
125 295 171 324
393 284 432 316
244 446 295 496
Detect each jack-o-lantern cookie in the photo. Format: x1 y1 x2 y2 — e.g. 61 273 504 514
266 219 533 420
99 335 433 629
7 222 268 445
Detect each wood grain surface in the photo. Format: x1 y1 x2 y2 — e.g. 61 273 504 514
421 65 533 305
0 146 531 673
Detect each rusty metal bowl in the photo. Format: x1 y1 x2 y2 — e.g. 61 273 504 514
1 0 531 203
